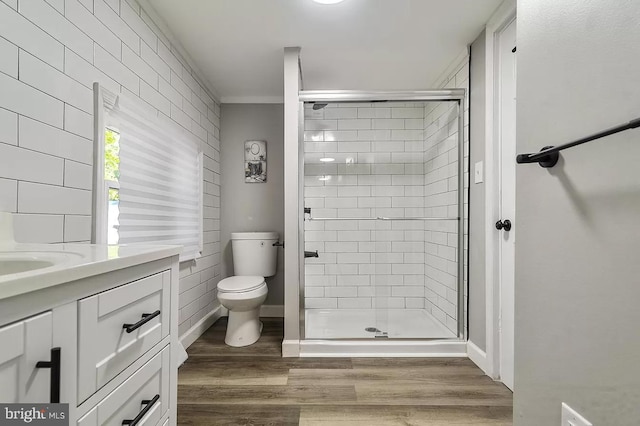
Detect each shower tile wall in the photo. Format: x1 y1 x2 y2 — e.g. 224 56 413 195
423 60 470 334
303 103 427 310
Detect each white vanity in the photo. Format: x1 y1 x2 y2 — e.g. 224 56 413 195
0 243 181 426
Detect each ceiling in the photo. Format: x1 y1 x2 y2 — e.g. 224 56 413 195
146 0 503 103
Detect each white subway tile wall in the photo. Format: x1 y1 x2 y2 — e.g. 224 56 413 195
0 0 221 339
303 102 430 313
423 59 470 335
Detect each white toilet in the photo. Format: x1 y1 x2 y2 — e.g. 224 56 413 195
217 232 279 347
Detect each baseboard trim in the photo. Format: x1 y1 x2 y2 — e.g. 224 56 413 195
467 340 489 374
180 305 223 349
260 304 284 317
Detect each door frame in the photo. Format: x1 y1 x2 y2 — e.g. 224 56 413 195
483 0 516 381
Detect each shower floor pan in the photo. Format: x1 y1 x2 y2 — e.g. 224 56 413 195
301 309 464 357
305 308 456 339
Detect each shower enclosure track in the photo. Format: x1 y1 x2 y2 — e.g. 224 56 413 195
308 217 459 221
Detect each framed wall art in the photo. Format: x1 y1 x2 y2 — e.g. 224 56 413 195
244 140 267 183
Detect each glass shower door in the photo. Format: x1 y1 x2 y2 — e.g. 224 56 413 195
302 98 463 341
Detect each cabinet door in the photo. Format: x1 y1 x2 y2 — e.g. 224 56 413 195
0 312 53 403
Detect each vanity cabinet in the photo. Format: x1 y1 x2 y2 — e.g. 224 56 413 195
0 311 54 403
0 247 180 426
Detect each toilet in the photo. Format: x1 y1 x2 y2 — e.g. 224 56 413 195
217 232 279 347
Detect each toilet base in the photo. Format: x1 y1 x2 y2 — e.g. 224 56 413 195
225 308 263 347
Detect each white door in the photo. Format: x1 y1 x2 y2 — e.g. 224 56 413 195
497 17 517 391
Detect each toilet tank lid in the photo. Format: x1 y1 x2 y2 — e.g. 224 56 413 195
217 276 265 292
231 232 279 240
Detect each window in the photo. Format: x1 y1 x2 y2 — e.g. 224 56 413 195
93 85 203 261
105 128 120 245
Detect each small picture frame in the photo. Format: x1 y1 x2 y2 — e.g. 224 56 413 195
244 140 267 183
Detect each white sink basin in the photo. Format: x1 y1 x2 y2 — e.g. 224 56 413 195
0 251 84 276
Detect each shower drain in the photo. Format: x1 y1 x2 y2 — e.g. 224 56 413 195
365 327 380 333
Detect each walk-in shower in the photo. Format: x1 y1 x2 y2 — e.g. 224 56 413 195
296 90 467 355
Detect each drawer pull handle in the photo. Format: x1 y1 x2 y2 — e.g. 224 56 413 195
123 310 161 333
121 394 160 425
35 347 61 403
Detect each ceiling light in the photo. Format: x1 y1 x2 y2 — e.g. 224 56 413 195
312 0 345 4
319 157 335 162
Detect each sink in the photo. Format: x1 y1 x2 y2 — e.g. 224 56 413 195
0 251 84 276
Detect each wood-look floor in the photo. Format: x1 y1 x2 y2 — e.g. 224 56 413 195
177 318 513 425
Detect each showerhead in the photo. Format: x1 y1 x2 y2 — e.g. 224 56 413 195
312 103 328 110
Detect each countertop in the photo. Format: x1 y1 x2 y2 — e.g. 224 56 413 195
0 243 181 301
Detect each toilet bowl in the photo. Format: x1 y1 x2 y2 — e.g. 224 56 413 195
217 232 279 347
217 276 267 347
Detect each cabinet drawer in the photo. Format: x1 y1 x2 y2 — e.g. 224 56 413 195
78 271 170 402
78 345 170 426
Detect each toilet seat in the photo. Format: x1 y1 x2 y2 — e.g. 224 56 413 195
217 276 265 293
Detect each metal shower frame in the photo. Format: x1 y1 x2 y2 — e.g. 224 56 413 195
297 89 467 341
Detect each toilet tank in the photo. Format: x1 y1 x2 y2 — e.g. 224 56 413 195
231 232 279 277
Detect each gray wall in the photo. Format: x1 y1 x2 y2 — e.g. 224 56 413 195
468 30 487 351
220 104 285 306
515 1 640 424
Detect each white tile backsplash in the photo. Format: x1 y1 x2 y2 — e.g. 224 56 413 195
18 181 90 214
64 48 120 94
13 213 64 243
0 0 221 340
141 41 170 82
65 0 121 58
122 44 158 88
19 50 93 113
0 143 64 185
140 81 170 116
0 1 63 70
63 104 92 139
0 72 64 127
63 159 92 190
0 178 17 212
94 45 139 93
63 214 91 242
94 0 140 54
120 0 156 49
0 108 18 146
1 0 17 10
19 116 92 164
0 36 18 78
20 0 94 63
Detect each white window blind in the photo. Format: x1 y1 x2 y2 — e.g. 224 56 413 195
107 92 203 261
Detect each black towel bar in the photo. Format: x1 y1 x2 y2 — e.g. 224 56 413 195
516 117 640 168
